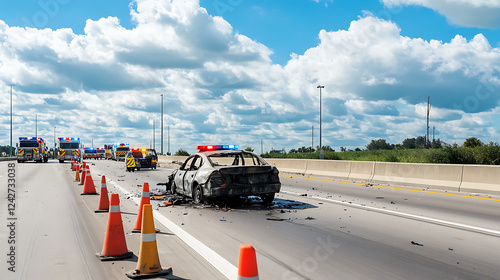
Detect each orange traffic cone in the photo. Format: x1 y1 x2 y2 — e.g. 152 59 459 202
81 167 98 195
126 204 172 279
95 176 110 213
238 244 259 280
132 183 159 233
79 162 87 185
71 159 75 171
96 194 133 261
75 163 80 181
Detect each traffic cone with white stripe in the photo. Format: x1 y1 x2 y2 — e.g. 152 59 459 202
96 194 133 261
79 162 87 185
132 182 159 233
71 159 75 171
74 163 80 181
81 167 98 195
126 204 172 279
238 244 259 280
95 176 110 213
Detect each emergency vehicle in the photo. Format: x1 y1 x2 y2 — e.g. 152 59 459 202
97 147 105 159
83 147 98 159
104 144 115 160
125 148 158 172
58 137 81 163
17 137 48 163
113 143 129 161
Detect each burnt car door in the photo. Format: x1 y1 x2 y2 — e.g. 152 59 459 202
183 155 203 196
174 156 195 195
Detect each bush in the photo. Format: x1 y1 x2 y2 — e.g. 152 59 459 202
174 149 190 156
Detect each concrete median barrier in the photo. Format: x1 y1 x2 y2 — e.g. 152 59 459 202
158 155 500 194
305 160 350 179
264 159 307 174
371 162 462 190
347 161 375 182
460 165 500 193
158 155 188 167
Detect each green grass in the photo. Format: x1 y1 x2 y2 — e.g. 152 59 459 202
262 144 500 165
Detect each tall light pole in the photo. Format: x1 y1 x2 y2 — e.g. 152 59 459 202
167 125 170 155
153 117 155 150
161 94 164 155
10 85 13 157
317 85 324 152
312 125 314 151
35 113 38 138
54 126 56 159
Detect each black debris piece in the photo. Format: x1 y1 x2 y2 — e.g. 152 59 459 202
411 241 423 246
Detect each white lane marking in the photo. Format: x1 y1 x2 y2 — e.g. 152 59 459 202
107 179 237 280
280 190 500 237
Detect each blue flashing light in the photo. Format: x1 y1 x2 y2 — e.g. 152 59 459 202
197 145 239 151
19 137 28 140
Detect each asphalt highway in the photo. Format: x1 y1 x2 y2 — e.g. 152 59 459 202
1 159 499 279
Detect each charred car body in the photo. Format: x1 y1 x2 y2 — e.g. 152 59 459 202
166 145 281 205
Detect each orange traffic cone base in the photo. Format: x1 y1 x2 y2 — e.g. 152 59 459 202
125 267 172 279
96 251 133 262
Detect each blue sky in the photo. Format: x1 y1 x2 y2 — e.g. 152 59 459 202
1 0 499 65
0 0 499 153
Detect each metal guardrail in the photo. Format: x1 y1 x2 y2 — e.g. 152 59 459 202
0 157 17 162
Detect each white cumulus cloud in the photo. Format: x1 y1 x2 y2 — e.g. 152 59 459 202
382 0 500 28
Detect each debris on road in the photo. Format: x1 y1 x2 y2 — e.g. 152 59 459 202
411 241 423 246
391 201 396 204
267 218 286 221
305 217 315 220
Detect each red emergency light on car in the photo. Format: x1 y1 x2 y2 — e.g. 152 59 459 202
196 145 239 152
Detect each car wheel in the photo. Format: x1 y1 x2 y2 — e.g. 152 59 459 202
193 185 203 204
261 193 275 206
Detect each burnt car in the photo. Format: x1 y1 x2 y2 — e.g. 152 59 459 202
166 145 281 205
125 148 158 172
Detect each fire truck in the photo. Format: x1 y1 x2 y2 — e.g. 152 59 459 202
104 144 115 160
113 143 129 161
17 137 48 163
97 147 105 159
57 137 81 163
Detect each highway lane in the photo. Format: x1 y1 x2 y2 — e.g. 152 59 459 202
279 175 500 232
89 159 500 279
0 160 225 280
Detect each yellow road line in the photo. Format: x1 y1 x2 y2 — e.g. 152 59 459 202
281 174 500 202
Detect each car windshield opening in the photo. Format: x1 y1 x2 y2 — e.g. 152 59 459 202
208 152 264 167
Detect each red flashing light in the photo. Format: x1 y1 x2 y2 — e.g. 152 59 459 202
197 145 239 152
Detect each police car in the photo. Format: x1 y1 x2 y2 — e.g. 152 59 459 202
165 145 281 205
125 148 158 172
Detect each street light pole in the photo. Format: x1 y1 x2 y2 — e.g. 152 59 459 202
35 114 38 138
10 85 13 157
161 94 163 155
54 126 56 159
153 117 155 150
317 85 324 153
